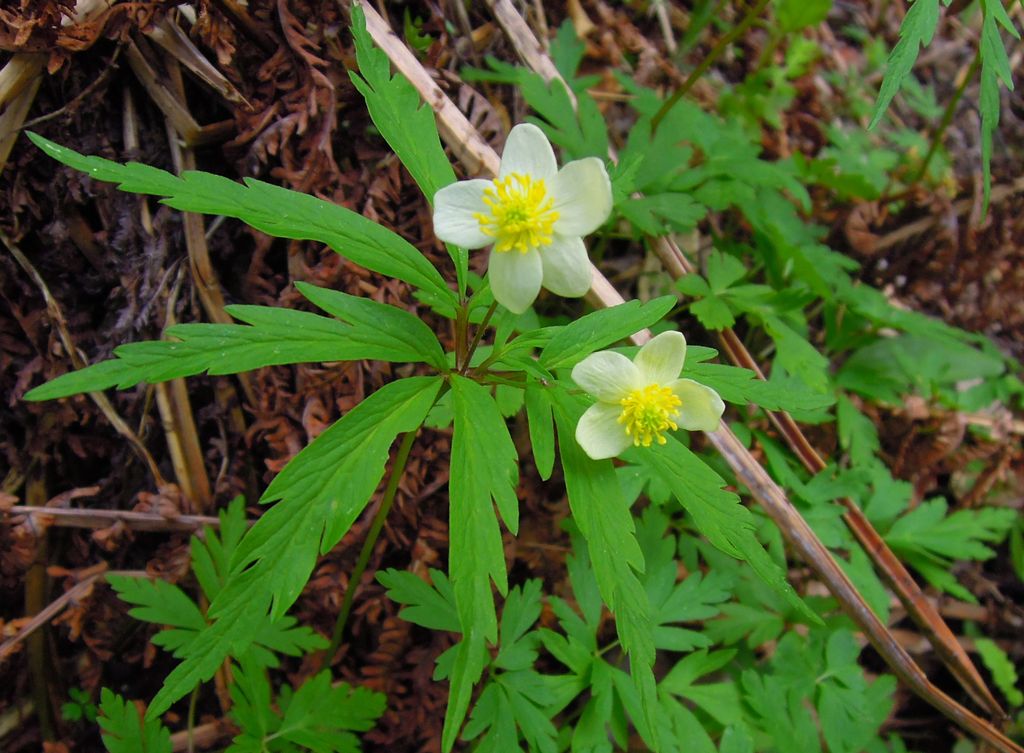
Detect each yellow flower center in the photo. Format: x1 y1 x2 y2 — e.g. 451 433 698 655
474 173 559 253
618 384 681 447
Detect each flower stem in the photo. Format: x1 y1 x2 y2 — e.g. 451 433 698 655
650 0 772 133
461 301 499 375
323 429 418 665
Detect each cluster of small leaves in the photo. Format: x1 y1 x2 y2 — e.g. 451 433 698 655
381 509 898 753
870 0 1020 208
102 498 385 752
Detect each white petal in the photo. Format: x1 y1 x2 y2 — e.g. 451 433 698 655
433 179 493 248
488 248 542 314
575 402 633 460
550 157 613 236
635 331 687 385
669 378 725 432
571 351 642 402
498 123 557 181
540 235 592 297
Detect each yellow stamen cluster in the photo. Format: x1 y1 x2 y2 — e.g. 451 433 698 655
618 384 682 447
474 173 559 253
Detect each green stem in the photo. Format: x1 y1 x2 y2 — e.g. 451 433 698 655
185 685 200 753
906 47 981 191
461 301 499 375
650 0 772 133
323 429 418 664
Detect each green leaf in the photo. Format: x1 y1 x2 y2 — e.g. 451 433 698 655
836 395 881 466
190 496 248 602
617 193 707 235
683 362 835 414
295 282 447 369
869 0 941 129
26 290 446 401
149 377 440 717
775 0 832 32
240 376 442 615
26 132 455 311
106 575 206 656
633 437 819 624
979 0 1017 211
377 567 460 632
444 375 520 751
348 6 467 294
551 389 661 748
974 637 1024 707
540 296 675 369
524 380 555 480
886 499 1016 599
98 689 171 753
277 673 386 751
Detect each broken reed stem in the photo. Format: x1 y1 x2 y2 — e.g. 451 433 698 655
4 505 224 532
323 429 418 665
356 3 1021 749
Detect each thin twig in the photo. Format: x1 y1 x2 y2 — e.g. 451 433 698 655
5 505 225 532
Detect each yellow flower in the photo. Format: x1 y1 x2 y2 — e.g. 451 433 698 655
432 123 612 314
572 331 725 460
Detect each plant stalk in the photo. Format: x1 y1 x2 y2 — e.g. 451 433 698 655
460 300 498 375
323 429 418 664
650 0 772 132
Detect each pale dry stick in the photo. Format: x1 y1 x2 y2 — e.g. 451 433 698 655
0 75 40 171
161 57 257 410
114 80 215 511
353 4 1023 750
6 505 223 532
2 230 166 485
0 569 145 664
145 16 249 108
487 0 1007 721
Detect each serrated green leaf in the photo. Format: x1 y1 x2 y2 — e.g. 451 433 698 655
149 377 440 717
775 0 832 31
98 689 171 753
869 0 941 129
444 375 520 751
377 567 460 632
26 132 455 312
295 282 447 369
349 6 467 294
974 637 1024 707
106 575 206 656
632 436 819 624
191 496 248 602
540 296 675 369
26 292 444 402
551 389 661 748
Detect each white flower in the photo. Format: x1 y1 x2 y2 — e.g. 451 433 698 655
572 331 725 460
432 123 612 314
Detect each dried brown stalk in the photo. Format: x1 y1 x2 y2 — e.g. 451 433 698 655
0 569 153 664
6 505 223 532
353 3 1021 749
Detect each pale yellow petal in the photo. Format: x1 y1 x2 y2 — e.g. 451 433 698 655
488 247 543 314
668 378 725 432
550 157 613 236
635 331 687 385
571 351 642 402
576 402 633 460
498 123 557 181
